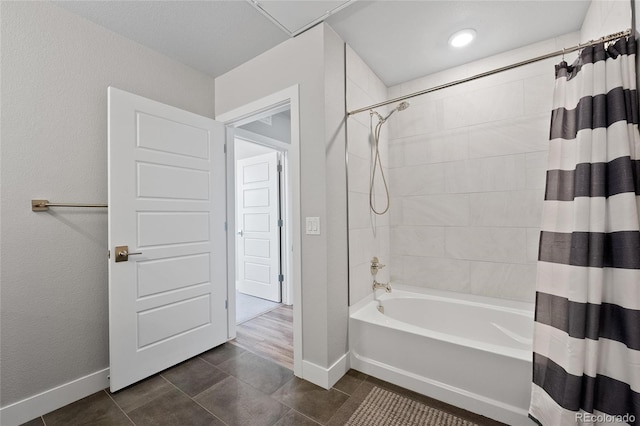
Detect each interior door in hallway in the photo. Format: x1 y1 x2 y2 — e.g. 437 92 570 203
236 151 282 303
108 87 227 392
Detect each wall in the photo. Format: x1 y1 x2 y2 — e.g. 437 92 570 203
323 27 349 365
582 0 633 105
0 1 215 410
345 46 392 306
239 111 291 144
344 1 634 305
385 32 582 303
581 0 631 42
582 0 633 90
235 138 276 160
215 23 349 376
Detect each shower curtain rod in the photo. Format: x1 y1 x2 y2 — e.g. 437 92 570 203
347 29 632 116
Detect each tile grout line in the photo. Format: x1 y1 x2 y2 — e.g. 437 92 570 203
213 355 295 399
234 305 294 369
185 359 299 426
197 350 294 398
324 379 367 425
226 339 293 371
196 318 295 417
186 372 300 426
266 375 301 414
159 372 230 426
186 368 231 401
332 386 351 398
289 409 324 426
102 389 136 426
338 375 369 401
195 353 236 372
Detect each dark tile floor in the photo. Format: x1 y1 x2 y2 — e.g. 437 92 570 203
21 343 504 426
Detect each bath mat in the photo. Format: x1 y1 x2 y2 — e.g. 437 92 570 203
346 386 478 426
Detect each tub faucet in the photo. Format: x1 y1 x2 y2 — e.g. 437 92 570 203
373 279 392 293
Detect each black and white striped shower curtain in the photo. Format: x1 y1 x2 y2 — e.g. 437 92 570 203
529 37 640 425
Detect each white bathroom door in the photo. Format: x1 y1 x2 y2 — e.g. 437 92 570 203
236 152 282 302
108 87 227 392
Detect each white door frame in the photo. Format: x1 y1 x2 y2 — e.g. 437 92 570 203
216 85 302 377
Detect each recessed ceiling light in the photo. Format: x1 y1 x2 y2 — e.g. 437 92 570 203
449 29 476 48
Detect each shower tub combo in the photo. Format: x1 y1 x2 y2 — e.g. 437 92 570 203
349 286 534 425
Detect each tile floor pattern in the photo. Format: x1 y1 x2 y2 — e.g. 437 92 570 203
21 343 504 426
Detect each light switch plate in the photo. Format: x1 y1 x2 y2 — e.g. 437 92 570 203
306 217 320 235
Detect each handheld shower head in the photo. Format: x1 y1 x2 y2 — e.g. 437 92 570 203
397 101 410 111
381 101 410 122
368 102 409 215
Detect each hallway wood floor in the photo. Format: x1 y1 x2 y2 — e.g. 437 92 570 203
231 305 293 370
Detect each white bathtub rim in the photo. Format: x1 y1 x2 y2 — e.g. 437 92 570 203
382 285 533 309
349 291 375 315
378 287 534 315
349 285 534 316
350 351 533 426
351 297 533 362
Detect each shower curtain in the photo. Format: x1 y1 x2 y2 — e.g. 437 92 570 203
529 36 640 425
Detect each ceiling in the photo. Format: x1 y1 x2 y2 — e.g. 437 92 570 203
56 0 592 87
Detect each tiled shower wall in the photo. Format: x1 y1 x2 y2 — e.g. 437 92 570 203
346 3 630 307
346 46 392 305
384 32 581 303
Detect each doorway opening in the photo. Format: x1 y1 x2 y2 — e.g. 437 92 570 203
217 86 301 376
232 123 293 369
234 133 286 310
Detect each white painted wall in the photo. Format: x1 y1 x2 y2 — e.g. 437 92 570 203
346 46 392 306
581 0 634 111
324 26 349 364
580 0 633 94
235 138 275 160
581 0 631 42
215 23 349 375
240 111 291 144
0 0 215 411
384 32 583 303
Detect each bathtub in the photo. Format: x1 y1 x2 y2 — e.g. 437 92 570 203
349 287 534 425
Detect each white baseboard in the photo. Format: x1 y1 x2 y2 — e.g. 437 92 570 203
0 368 110 426
302 352 350 389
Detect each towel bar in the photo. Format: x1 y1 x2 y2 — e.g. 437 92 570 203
32 199 108 212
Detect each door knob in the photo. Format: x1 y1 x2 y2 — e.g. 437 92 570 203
237 229 244 237
115 245 142 262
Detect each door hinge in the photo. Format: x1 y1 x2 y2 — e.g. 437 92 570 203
278 274 284 283
225 300 228 309
277 219 283 227
277 164 282 172
224 144 227 154
224 222 227 231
